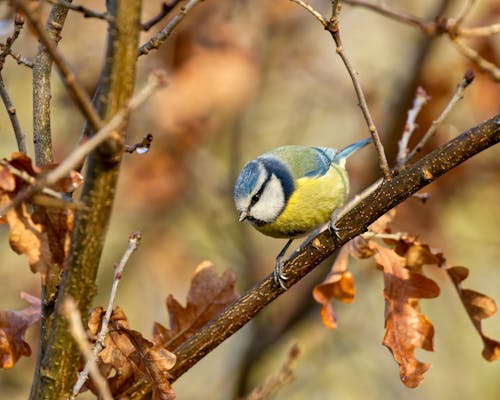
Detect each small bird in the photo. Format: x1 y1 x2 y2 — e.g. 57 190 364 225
233 137 371 288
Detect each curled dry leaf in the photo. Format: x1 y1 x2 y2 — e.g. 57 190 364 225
372 242 440 388
85 307 176 399
1 194 52 281
32 206 74 268
0 153 82 276
0 293 41 369
153 261 238 350
313 244 355 330
447 266 500 361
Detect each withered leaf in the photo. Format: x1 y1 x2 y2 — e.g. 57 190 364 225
395 240 445 272
121 329 176 400
313 244 355 330
1 194 52 281
8 152 39 177
0 165 15 192
86 307 176 398
0 293 41 369
32 206 73 268
372 242 439 388
154 261 238 350
447 266 500 361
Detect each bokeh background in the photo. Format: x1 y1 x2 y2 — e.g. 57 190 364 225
1 0 499 399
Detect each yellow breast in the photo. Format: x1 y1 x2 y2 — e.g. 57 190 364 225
255 164 349 238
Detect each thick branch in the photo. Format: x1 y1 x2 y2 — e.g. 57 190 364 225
36 1 142 398
127 113 499 398
172 114 499 375
28 4 73 399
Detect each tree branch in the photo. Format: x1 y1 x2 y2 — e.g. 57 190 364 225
14 0 104 138
138 0 204 56
35 1 142 398
127 114 500 398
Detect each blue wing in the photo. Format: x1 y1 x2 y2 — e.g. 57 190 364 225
262 145 336 179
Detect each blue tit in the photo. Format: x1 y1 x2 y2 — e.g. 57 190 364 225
233 137 371 289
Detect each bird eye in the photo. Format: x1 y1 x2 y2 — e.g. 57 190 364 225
251 193 261 203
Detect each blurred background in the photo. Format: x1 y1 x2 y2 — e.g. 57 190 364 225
0 0 499 398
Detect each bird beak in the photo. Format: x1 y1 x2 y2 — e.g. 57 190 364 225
238 210 248 222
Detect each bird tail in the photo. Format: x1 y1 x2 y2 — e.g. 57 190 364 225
333 137 372 167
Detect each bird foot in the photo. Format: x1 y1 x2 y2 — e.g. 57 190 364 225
273 257 289 290
328 208 341 239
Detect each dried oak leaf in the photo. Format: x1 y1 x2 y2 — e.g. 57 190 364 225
313 244 355 330
372 242 439 388
154 261 238 350
447 266 500 361
0 293 41 368
31 206 73 268
8 152 39 177
86 307 176 399
86 307 135 395
1 194 52 282
0 164 15 192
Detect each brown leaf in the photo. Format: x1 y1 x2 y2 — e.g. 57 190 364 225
0 293 41 368
0 165 15 192
395 239 446 272
1 194 52 282
153 261 238 350
372 243 439 388
446 266 500 361
32 206 73 268
8 152 39 177
122 329 176 400
86 307 176 398
313 245 355 330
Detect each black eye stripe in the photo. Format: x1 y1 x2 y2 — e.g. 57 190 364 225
258 158 294 203
250 173 271 207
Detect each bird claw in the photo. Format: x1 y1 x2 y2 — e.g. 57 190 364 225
273 257 289 290
328 208 341 238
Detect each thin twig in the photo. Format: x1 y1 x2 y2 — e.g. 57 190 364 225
343 0 435 33
72 231 142 398
42 72 166 186
0 77 26 153
13 0 104 133
405 70 475 163
0 14 24 64
0 14 27 153
62 296 113 400
45 0 114 22
328 2 391 178
454 0 477 26
343 0 500 82
451 37 500 81
7 50 34 68
289 0 327 26
142 1 181 31
290 0 390 178
138 0 204 56
0 71 167 216
396 87 430 167
242 343 301 400
0 160 67 201
458 23 500 37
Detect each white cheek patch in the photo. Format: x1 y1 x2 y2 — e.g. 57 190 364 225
250 174 285 223
234 162 268 212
